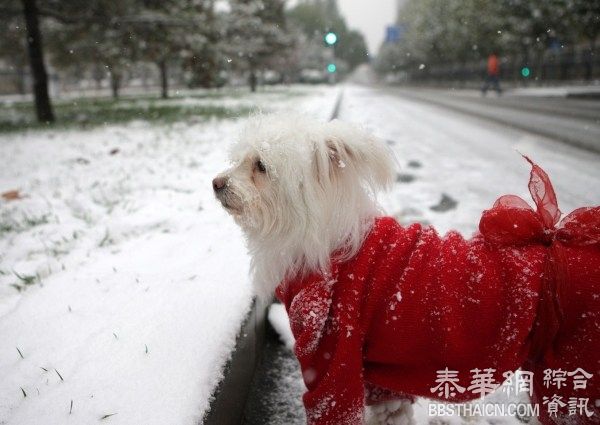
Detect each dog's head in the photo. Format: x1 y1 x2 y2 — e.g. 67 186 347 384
213 114 395 296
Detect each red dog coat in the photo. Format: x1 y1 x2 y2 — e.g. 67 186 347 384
276 159 600 425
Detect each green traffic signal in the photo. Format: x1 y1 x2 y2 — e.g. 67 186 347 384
327 63 337 73
325 32 338 46
521 67 530 78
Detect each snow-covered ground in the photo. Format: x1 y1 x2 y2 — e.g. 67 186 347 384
508 84 600 97
3 82 598 425
0 85 338 425
408 84 600 99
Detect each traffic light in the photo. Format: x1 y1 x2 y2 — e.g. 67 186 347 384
521 67 531 78
327 63 337 73
324 32 338 46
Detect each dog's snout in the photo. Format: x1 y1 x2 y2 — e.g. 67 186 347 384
212 176 228 193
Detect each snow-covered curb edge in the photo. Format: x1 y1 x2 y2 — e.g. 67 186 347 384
201 297 270 425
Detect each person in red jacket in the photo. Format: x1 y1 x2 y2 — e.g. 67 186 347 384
276 159 600 425
482 53 502 95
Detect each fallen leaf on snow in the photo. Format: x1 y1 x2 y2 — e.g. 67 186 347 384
2 190 24 201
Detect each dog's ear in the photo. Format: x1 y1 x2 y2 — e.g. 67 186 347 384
314 120 395 191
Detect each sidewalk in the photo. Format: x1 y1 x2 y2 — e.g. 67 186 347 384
508 84 600 98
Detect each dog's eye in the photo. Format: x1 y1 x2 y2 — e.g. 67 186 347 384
255 160 266 173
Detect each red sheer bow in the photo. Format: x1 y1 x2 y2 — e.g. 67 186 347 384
479 156 600 247
479 157 600 360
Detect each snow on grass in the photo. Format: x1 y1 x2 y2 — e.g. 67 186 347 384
0 85 311 132
0 85 339 425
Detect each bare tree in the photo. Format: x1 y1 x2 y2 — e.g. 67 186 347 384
22 0 54 122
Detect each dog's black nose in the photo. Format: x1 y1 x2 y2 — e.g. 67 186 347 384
212 176 227 193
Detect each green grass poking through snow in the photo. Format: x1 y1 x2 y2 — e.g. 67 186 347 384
0 95 254 133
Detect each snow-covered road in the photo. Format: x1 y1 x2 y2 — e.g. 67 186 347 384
383 87 600 153
341 85 600 236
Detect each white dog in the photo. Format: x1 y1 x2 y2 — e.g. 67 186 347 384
213 114 412 424
213 114 394 298
214 114 600 425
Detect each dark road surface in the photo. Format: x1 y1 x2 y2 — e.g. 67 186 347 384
242 322 305 425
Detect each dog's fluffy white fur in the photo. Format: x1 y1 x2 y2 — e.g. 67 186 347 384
214 113 396 298
214 114 412 424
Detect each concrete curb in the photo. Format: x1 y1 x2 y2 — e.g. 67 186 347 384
330 89 344 120
202 297 269 425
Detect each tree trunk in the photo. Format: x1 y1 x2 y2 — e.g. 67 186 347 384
586 38 596 81
92 63 103 90
110 71 120 99
249 69 257 93
158 60 168 99
535 48 545 85
459 60 467 88
16 61 27 95
21 0 54 122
